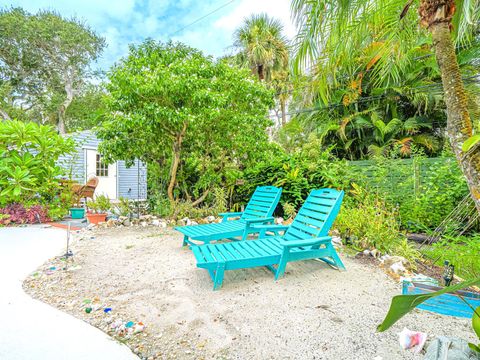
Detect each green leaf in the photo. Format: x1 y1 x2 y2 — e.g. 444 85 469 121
462 135 480 152
473 306 480 339
377 278 480 332
468 343 480 353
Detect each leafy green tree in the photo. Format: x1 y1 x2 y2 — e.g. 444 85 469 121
290 0 480 211
97 40 274 207
65 84 106 132
0 7 105 133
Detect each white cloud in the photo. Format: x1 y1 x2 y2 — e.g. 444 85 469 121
214 0 296 39
5 0 296 67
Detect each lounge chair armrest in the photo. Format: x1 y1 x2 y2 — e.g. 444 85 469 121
243 217 274 225
218 211 243 217
279 236 332 248
250 224 290 231
218 211 243 222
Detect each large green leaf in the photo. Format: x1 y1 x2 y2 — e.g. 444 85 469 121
377 278 480 332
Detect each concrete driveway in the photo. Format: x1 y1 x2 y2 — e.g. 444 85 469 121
0 226 138 360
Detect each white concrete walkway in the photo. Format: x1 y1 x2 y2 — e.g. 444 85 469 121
0 226 138 360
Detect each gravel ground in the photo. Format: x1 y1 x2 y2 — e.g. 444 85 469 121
23 227 475 360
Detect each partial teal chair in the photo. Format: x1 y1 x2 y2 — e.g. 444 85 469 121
192 188 345 290
175 186 282 246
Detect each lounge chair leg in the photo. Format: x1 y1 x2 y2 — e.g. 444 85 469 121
320 244 346 271
241 229 249 241
274 249 289 280
328 249 346 271
213 262 225 290
182 236 189 247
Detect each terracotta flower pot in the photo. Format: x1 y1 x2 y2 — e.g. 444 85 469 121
86 213 107 225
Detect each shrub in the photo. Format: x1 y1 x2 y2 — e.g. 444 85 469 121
0 120 75 207
235 149 353 213
336 184 421 263
0 203 50 225
115 197 133 217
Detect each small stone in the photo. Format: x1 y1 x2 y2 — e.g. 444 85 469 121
370 249 381 258
331 236 342 246
390 262 407 275
106 219 116 228
206 215 215 223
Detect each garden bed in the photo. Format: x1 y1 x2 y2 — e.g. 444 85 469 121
23 227 476 359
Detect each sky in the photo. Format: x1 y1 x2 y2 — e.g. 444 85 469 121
5 0 296 70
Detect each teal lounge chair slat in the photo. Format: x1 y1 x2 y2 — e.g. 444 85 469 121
175 186 282 245
192 188 345 290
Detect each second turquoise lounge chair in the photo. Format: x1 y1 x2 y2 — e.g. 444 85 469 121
192 188 345 290
175 186 282 246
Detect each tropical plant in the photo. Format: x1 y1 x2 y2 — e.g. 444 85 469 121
233 13 290 125
378 278 480 353
0 203 51 225
290 0 480 213
98 40 274 209
0 120 75 207
234 13 289 82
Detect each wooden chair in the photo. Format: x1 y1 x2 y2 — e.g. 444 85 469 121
72 176 99 207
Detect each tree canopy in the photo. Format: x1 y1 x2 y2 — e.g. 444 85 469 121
97 40 275 206
0 7 105 132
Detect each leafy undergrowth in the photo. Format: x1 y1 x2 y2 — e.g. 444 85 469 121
422 235 480 280
336 184 421 264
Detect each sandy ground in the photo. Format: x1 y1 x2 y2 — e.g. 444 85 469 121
23 227 476 360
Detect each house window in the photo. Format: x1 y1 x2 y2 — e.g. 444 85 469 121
96 154 108 177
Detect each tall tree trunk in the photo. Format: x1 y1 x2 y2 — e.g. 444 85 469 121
257 64 264 80
280 98 287 126
421 1 480 212
167 123 187 204
58 75 74 134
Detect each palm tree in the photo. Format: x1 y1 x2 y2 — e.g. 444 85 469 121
234 13 289 81
291 0 480 212
234 14 290 125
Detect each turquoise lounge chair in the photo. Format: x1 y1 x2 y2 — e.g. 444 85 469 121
175 186 282 246
192 188 345 290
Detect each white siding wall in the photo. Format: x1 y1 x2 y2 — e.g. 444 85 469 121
58 131 147 200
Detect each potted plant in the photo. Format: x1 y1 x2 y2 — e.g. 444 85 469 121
86 195 111 225
66 182 85 219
